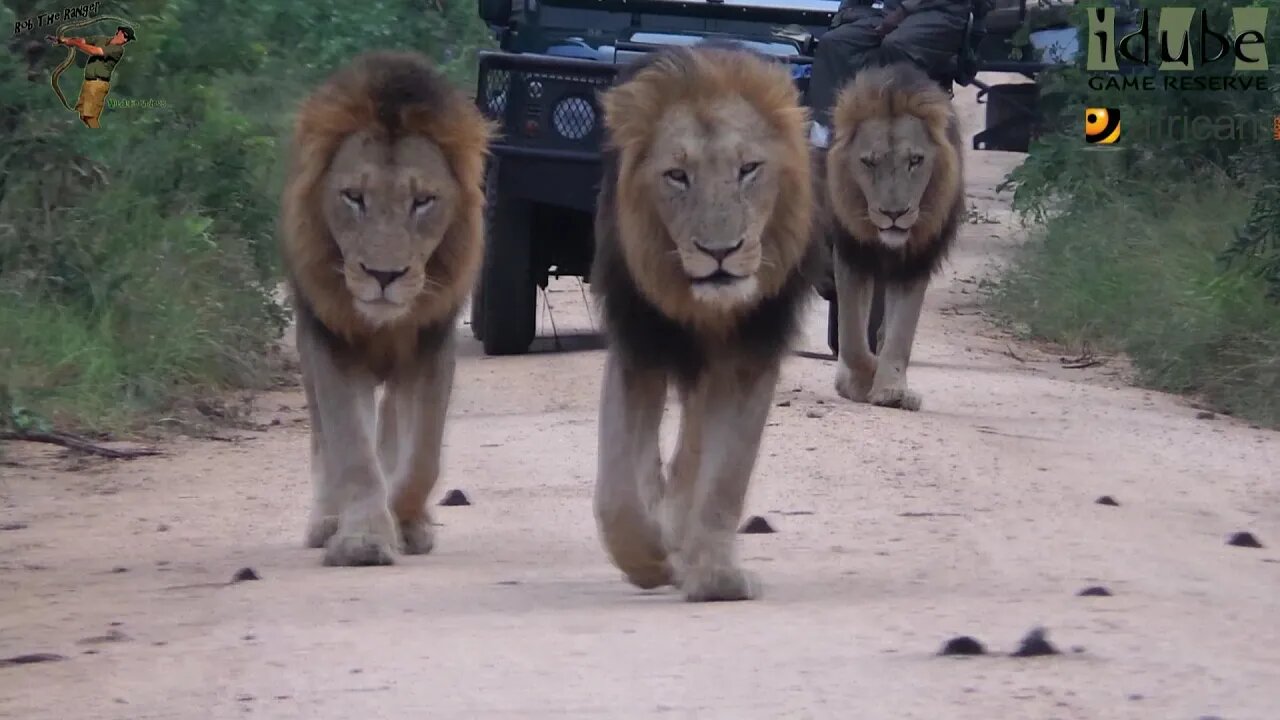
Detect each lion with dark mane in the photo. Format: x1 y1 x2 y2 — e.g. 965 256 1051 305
279 51 492 566
810 61 965 412
590 43 812 602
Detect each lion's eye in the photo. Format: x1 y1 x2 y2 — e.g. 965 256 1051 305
739 161 762 180
411 195 436 215
663 168 689 188
908 154 924 168
860 156 876 168
340 189 365 212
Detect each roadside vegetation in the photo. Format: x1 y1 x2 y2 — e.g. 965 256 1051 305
1 0 491 436
989 0 1280 428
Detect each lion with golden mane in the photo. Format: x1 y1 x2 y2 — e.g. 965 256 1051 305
279 51 492 566
811 61 965 412
590 43 812 602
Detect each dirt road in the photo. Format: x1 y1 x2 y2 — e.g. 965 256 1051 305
3 81 1278 720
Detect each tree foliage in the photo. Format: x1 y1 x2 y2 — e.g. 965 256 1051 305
0 0 492 431
999 0 1280 297
989 0 1280 425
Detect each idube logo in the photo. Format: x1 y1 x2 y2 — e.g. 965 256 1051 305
1085 6 1270 92
1085 108 1121 144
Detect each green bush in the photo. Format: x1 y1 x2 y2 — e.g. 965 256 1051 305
989 0 1280 427
991 185 1280 426
1 0 491 433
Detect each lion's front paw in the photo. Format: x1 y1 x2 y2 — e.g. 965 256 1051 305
623 561 674 590
324 533 397 566
322 509 398 567
398 519 435 556
835 360 875 403
869 385 922 411
304 514 338 549
680 564 760 602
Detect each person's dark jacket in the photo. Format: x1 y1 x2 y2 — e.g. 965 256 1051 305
832 0 990 26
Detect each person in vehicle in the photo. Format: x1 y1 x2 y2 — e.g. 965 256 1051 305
807 0 981 146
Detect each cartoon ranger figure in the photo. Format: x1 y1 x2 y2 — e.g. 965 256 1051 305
46 25 135 128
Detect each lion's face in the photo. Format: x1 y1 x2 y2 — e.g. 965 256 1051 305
321 130 460 326
834 114 938 249
640 97 785 308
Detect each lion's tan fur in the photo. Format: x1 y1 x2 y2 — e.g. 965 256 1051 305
599 45 813 333
826 63 963 258
278 51 492 566
280 50 493 377
591 45 812 601
820 62 967 412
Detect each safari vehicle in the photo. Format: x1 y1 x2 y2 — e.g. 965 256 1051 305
469 0 841 355
469 0 1122 356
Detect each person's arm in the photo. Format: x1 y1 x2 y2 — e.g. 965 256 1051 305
877 4 910 33
51 36 106 56
877 0 947 33
877 0 970 34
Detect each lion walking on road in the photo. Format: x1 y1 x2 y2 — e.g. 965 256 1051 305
815 61 965 411
279 51 492 566
589 43 813 601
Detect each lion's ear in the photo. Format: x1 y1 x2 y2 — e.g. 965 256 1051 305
600 82 649 150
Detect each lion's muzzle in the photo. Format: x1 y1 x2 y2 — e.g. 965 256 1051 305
869 205 919 249
679 233 763 307
343 259 425 325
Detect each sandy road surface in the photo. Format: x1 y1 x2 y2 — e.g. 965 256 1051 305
3 81 1279 720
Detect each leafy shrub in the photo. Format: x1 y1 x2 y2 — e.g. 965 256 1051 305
988 0 1280 426
0 0 492 432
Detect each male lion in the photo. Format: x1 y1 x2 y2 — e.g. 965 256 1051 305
817 61 964 411
590 44 812 601
279 51 492 566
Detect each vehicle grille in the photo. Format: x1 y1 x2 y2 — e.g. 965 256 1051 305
476 57 618 155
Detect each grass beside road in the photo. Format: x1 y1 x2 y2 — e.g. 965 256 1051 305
988 184 1280 429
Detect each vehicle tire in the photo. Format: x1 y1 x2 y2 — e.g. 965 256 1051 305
825 278 885 357
478 159 537 355
468 278 484 341
827 298 839 357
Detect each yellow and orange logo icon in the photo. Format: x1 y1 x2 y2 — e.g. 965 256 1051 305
1085 108 1121 144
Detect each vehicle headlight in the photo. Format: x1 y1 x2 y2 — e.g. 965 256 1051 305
486 89 506 115
551 96 595 140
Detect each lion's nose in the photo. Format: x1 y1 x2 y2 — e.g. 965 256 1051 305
881 207 911 222
694 238 744 262
361 264 409 290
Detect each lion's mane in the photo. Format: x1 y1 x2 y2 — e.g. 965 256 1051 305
826 61 965 283
279 50 492 378
590 43 814 386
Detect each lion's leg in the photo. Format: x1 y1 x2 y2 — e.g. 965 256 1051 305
673 361 778 602
302 350 339 548
381 338 457 556
658 379 706 577
833 254 878 403
297 322 398 567
594 348 673 590
868 275 929 411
